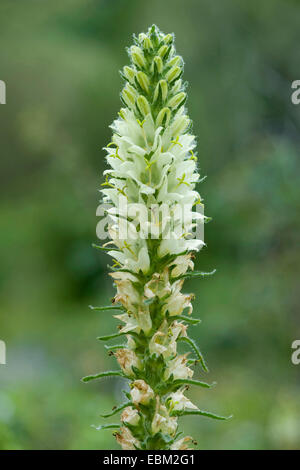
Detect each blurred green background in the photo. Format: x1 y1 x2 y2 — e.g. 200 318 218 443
0 0 299 450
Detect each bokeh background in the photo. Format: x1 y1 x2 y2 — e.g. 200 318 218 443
0 0 299 450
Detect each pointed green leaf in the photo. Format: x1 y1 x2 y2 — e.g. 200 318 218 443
97 331 138 341
123 390 131 401
198 175 207 183
178 269 216 280
89 305 123 311
81 371 125 382
104 344 127 351
108 265 137 275
178 336 209 372
100 401 133 418
171 315 201 325
92 243 120 252
92 423 120 431
172 378 215 389
172 409 232 420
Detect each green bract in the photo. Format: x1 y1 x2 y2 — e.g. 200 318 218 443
83 25 229 450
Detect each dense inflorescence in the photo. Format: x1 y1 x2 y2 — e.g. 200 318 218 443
83 25 228 450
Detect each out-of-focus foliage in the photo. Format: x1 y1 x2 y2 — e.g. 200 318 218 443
0 0 299 450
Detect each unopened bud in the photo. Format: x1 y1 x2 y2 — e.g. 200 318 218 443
171 115 190 137
136 71 149 93
139 33 153 49
138 33 147 42
153 56 163 75
123 66 135 83
158 45 169 59
156 107 171 127
131 46 146 68
171 79 182 95
168 55 182 68
164 34 173 44
153 80 168 104
122 84 137 107
136 95 151 117
166 66 181 83
118 108 126 120
168 91 186 109
149 24 160 47
144 37 153 50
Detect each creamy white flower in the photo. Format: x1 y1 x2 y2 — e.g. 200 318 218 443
130 380 154 406
167 389 198 411
149 330 168 356
171 320 188 340
108 244 150 274
144 270 171 300
149 320 187 359
111 273 153 333
152 404 178 436
113 313 139 333
136 307 152 334
109 270 139 283
170 436 194 450
114 310 152 335
169 253 194 278
121 406 140 426
112 278 140 312
126 334 137 350
162 280 194 316
114 349 141 376
164 354 194 381
115 426 140 450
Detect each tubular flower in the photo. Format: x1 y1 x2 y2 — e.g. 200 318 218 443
121 406 140 427
115 426 140 450
130 380 155 406
83 25 229 450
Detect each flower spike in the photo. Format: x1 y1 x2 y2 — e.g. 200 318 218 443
85 25 228 450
